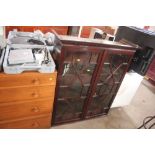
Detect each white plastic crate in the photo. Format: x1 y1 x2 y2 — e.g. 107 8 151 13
3 44 55 74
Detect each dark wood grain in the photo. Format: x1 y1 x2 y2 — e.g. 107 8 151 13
52 34 137 125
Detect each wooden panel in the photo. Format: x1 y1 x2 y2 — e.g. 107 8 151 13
5 26 69 37
0 85 55 103
0 114 51 129
38 26 68 35
0 71 57 128
0 72 57 88
81 26 115 38
0 98 54 121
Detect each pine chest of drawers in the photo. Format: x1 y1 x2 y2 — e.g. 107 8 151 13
0 71 57 129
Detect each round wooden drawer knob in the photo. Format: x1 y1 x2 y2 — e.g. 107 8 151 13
31 106 40 112
32 122 39 128
32 93 38 98
32 79 39 85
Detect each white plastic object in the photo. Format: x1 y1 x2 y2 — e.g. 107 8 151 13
3 45 55 74
112 72 143 108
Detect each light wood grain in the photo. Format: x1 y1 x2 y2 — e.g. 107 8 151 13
0 114 51 129
0 71 57 129
0 72 57 88
0 85 55 103
0 98 54 121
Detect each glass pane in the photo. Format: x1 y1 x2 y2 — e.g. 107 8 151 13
96 79 120 95
55 51 99 123
87 93 115 116
87 52 131 117
55 98 85 122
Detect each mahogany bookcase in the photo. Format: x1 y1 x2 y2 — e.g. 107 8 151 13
52 35 136 125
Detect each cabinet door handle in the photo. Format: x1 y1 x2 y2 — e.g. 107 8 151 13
31 106 40 113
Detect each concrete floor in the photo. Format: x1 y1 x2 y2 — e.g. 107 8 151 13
53 79 155 129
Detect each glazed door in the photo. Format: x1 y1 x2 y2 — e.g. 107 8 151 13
86 50 133 118
53 48 101 124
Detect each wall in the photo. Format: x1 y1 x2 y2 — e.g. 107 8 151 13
5 26 69 37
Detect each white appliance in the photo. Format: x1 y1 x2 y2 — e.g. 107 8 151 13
89 28 103 39
112 72 143 108
8 49 34 65
89 28 115 41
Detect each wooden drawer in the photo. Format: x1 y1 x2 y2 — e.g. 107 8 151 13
0 85 55 103
0 114 51 129
0 98 54 121
0 72 57 88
